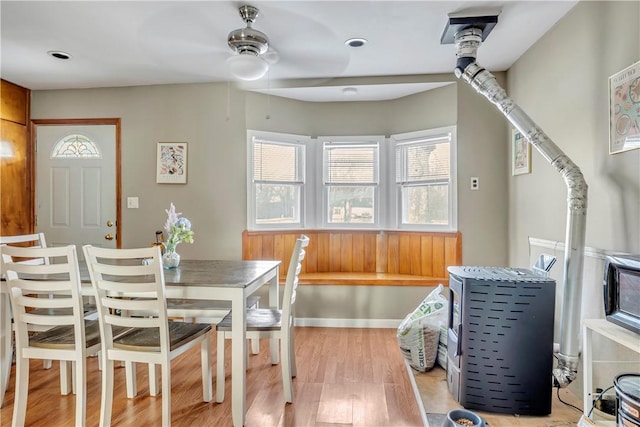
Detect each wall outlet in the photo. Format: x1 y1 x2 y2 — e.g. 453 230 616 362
470 177 479 190
127 197 139 209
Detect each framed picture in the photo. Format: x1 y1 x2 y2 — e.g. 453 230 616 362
609 60 640 154
156 142 188 184
512 129 531 175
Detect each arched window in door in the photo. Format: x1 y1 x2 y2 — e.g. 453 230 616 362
51 134 101 158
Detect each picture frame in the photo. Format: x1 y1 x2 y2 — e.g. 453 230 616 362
609 60 640 154
156 142 188 184
512 129 531 176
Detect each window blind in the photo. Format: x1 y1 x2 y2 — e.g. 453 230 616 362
324 142 379 184
253 138 304 184
395 134 450 184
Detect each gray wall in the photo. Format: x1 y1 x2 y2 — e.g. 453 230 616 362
507 0 640 266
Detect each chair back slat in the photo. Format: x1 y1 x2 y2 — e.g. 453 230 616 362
0 233 49 268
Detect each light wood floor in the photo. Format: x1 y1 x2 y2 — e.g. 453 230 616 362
0 327 424 427
412 365 585 427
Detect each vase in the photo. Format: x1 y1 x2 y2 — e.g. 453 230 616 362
162 249 180 269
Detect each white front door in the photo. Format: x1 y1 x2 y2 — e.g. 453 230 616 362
36 124 117 256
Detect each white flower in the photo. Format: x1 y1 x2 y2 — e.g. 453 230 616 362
163 203 194 252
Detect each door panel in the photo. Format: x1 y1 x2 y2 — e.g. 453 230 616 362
36 124 117 256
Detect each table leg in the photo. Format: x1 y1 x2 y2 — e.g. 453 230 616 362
0 293 12 408
231 291 247 427
269 267 279 364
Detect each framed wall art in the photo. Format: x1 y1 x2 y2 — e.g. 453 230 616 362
156 142 188 184
609 60 640 154
512 129 531 175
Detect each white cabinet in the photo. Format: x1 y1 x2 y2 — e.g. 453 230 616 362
582 319 640 426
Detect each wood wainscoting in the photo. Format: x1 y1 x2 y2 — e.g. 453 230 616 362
242 229 462 286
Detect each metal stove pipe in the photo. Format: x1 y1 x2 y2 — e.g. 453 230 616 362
453 27 588 387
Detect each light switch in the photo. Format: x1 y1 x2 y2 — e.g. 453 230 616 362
127 197 139 209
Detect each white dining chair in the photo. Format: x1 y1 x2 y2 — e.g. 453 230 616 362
1 244 100 427
0 234 49 408
83 244 212 427
0 233 95 368
165 296 262 356
215 234 309 403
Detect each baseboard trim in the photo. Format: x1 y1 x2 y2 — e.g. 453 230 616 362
294 317 402 328
404 359 429 427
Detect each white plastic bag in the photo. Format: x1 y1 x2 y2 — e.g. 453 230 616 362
397 284 448 372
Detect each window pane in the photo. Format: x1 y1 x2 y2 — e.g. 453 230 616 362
396 136 450 183
51 134 101 159
328 186 374 224
255 184 300 224
401 184 449 225
253 139 303 183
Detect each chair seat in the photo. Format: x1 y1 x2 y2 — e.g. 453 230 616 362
31 319 131 349
114 321 211 352
217 308 282 332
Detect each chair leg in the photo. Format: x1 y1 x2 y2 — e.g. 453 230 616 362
201 335 212 402
12 354 29 427
75 359 87 427
60 360 73 395
43 359 52 369
290 328 297 378
125 361 137 398
216 331 225 403
251 337 259 355
100 358 115 427
149 363 159 396
281 334 294 403
161 362 171 427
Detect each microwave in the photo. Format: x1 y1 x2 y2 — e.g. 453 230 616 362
603 255 640 335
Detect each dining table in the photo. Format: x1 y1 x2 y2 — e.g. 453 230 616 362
0 258 281 427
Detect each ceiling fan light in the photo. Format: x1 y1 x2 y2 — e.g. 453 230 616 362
227 54 269 81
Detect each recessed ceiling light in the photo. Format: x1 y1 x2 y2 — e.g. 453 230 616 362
342 87 358 96
345 38 367 48
47 51 71 60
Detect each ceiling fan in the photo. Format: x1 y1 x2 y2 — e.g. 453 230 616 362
136 2 350 85
226 5 277 81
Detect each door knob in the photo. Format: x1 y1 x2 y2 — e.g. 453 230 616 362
105 233 114 240
106 220 114 227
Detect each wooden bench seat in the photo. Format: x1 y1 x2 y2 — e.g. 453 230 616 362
298 272 448 286
243 229 461 286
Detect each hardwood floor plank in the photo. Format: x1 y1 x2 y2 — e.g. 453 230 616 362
352 383 389 427
1 327 424 427
316 383 354 424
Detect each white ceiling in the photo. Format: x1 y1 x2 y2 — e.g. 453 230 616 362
0 1 578 102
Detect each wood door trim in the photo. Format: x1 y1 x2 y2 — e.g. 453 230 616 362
30 118 122 248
